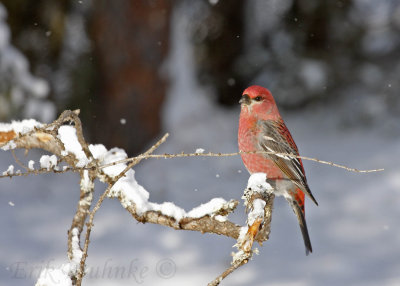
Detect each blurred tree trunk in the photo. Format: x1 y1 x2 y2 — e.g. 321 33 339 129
89 0 172 155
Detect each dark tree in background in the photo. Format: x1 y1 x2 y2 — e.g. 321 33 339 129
190 0 247 106
89 0 172 155
1 0 172 155
1 0 69 77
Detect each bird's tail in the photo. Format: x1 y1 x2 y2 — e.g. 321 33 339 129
288 198 313 255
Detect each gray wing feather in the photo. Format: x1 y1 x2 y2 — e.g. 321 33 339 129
257 120 318 205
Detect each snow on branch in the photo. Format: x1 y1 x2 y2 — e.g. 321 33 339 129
0 110 270 286
208 173 275 286
0 110 383 285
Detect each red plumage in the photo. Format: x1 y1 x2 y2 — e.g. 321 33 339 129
238 85 317 255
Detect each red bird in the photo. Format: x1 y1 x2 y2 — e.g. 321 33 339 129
238 85 318 255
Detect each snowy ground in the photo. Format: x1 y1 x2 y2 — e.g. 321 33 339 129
1 3 399 286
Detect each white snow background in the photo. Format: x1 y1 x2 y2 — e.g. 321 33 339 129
1 2 399 286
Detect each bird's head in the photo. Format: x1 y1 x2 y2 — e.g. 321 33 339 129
239 85 279 119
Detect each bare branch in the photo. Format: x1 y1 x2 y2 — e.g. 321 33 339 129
99 151 384 174
0 167 74 179
208 253 251 286
11 150 29 171
75 179 108 286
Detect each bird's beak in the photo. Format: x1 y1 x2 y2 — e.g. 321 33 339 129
239 94 250 105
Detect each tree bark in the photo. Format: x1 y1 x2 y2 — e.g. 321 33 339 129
90 0 172 155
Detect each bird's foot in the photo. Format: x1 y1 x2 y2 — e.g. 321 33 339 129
240 217 263 252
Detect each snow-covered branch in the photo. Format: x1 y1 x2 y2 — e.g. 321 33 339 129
0 110 273 286
0 109 384 285
208 173 275 286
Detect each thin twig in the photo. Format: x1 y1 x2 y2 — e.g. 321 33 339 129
11 150 29 171
127 133 169 168
99 150 384 173
75 180 109 286
0 167 73 178
208 255 251 286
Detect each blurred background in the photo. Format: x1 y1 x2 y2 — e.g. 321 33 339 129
0 0 399 285
0 0 399 154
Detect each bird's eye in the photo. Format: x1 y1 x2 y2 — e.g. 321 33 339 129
254 96 262 102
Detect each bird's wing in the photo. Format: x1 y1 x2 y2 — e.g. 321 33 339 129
257 119 318 205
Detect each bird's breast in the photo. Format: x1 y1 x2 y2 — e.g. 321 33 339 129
238 117 284 179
